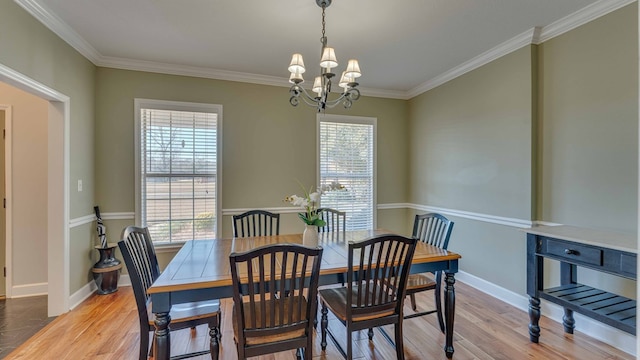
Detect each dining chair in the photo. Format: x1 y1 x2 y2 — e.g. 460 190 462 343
229 243 323 360
316 207 346 233
405 213 454 332
118 226 221 360
318 234 417 360
232 210 280 237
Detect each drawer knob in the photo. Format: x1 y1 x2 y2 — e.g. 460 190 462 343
564 249 577 255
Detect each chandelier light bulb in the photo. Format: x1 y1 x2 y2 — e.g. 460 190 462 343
289 71 304 84
312 76 323 96
320 47 338 70
287 0 361 112
339 71 354 89
288 53 306 74
344 59 361 78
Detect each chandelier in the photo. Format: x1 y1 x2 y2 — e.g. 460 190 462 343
287 0 362 112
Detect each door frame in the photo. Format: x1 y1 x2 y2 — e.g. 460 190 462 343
0 104 11 298
0 63 70 316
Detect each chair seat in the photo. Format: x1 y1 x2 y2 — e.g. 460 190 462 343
147 299 220 327
405 273 436 293
318 287 395 322
232 296 308 345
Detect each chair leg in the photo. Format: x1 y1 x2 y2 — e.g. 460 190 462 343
306 331 313 359
394 322 405 360
410 293 417 312
208 323 220 360
435 272 445 333
346 327 353 360
141 328 150 360
368 328 374 340
320 302 328 351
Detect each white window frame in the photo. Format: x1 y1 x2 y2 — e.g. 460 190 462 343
317 113 377 230
134 98 223 245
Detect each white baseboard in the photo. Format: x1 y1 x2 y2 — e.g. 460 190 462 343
11 282 47 298
456 271 636 356
69 274 131 310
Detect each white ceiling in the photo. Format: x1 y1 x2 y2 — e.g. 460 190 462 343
18 0 632 99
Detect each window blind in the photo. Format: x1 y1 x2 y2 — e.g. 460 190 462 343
319 119 374 230
140 108 218 243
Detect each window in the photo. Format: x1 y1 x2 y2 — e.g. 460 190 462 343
318 114 376 230
135 99 222 244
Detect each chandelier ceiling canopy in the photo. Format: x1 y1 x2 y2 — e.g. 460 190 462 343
288 0 362 112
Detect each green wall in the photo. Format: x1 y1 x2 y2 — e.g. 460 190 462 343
408 45 535 292
539 5 638 233
95 68 409 241
0 1 96 294
408 3 637 299
0 0 637 323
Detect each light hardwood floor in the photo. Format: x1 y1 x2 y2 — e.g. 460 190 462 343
5 281 634 359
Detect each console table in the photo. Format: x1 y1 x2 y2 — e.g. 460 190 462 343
525 225 636 342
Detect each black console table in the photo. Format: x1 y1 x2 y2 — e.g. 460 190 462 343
525 225 636 342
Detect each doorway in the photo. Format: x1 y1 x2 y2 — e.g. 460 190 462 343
0 63 69 317
0 108 4 298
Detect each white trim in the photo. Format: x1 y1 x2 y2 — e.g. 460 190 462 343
0 104 12 298
378 202 534 229
69 280 96 310
10 282 48 298
317 114 377 229
134 99 223 238
222 206 301 216
407 28 539 98
457 271 636 356
14 0 101 64
69 214 94 228
68 212 136 229
102 211 135 220
0 62 70 316
16 0 633 102
538 0 636 43
69 275 131 310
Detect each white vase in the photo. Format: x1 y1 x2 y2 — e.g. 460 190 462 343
303 224 319 247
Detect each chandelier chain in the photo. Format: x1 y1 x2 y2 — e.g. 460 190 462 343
288 0 361 112
321 5 326 40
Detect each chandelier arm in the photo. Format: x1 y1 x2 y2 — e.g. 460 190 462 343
288 0 361 111
290 85 324 107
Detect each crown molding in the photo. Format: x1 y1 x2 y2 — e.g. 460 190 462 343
407 0 635 98
537 0 636 43
18 0 634 101
97 56 408 99
15 0 101 63
406 27 538 99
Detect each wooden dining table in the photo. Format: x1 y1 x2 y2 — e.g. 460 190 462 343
147 230 461 360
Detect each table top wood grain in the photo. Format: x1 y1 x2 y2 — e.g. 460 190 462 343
148 230 461 295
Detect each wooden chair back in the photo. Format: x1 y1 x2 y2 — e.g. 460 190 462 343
118 226 161 360
405 213 454 332
233 210 280 237
229 243 323 359
317 207 346 233
119 226 222 360
412 213 454 250
346 235 417 322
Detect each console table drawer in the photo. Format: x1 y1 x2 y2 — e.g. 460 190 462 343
620 253 637 277
543 238 602 266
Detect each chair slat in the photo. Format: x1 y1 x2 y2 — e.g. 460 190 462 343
229 243 323 359
406 213 454 331
232 210 280 237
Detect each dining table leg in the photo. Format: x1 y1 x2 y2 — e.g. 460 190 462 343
154 311 171 360
444 271 456 358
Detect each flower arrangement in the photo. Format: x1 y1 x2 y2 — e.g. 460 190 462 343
284 181 344 226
